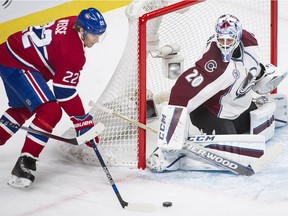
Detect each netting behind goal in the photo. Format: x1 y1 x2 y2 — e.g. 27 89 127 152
58 0 277 168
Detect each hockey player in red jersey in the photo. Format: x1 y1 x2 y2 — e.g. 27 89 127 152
147 14 287 173
0 8 107 187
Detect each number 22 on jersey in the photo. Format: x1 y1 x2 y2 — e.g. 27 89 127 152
22 21 55 49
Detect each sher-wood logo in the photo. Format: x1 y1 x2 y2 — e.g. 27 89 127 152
185 143 239 170
2 0 12 9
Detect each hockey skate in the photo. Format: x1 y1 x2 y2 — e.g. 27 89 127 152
146 147 183 172
7 155 37 188
147 147 166 172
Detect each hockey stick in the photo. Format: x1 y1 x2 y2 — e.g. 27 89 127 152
89 140 156 212
184 141 254 176
91 103 283 175
184 135 283 176
184 140 283 176
1 120 155 210
0 119 105 145
89 101 158 133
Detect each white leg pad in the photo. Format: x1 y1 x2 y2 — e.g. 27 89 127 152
183 134 266 169
270 93 288 128
157 105 189 150
250 101 276 141
148 134 266 172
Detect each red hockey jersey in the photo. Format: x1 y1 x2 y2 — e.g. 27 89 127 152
0 16 86 116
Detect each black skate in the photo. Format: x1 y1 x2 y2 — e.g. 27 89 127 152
7 155 37 188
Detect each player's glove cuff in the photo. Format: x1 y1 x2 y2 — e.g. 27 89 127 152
70 114 100 147
70 114 94 135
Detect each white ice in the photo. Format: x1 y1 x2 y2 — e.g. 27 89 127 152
1 2 288 216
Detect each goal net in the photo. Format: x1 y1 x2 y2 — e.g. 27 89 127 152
57 0 277 168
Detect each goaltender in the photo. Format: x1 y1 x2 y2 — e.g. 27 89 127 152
147 14 287 173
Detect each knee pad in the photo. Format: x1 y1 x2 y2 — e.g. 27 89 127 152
33 101 62 132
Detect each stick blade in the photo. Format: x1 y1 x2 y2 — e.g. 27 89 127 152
125 203 157 212
76 122 105 144
250 143 283 173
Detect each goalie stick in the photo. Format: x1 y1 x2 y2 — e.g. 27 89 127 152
89 101 158 133
90 102 283 176
184 140 283 176
0 119 105 145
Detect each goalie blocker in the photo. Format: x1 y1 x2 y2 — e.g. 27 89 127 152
147 103 283 173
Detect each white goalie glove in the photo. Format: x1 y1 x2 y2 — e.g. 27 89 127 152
253 63 287 95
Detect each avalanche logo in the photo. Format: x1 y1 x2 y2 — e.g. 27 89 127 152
2 0 12 9
235 68 256 99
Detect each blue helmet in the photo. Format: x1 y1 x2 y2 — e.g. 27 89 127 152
77 8 107 35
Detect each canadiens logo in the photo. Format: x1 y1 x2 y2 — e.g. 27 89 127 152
85 13 91 19
85 12 98 21
204 60 217 73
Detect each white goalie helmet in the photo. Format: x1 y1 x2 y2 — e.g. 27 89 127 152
215 14 242 62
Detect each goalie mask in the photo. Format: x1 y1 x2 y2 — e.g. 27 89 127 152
215 14 242 62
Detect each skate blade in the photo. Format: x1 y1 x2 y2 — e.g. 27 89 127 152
7 175 32 188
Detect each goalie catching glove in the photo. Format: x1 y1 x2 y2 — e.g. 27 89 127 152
70 114 99 147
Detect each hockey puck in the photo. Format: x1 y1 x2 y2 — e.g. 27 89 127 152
162 201 172 207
